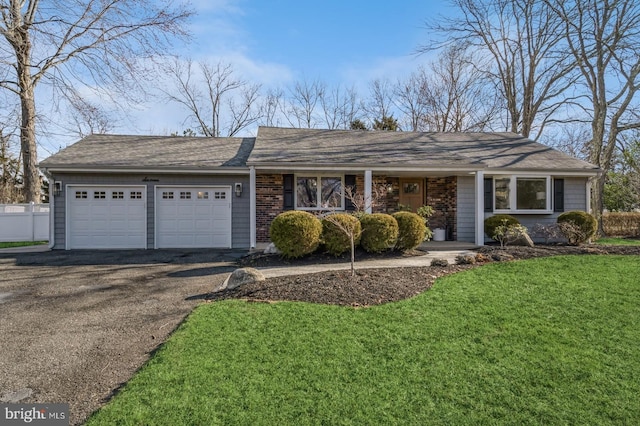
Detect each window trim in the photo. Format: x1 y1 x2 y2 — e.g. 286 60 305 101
493 175 552 214
294 174 345 211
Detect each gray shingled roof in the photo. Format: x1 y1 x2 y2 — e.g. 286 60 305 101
248 127 599 172
40 128 599 173
39 134 255 170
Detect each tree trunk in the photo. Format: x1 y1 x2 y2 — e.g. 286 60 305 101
350 234 355 277
15 24 40 203
19 88 40 203
591 173 606 237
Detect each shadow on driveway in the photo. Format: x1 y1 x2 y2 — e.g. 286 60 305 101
0 248 248 267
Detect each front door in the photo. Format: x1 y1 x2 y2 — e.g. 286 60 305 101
398 178 425 212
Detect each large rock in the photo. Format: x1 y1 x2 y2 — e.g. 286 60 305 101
264 242 281 255
510 232 535 247
222 267 265 290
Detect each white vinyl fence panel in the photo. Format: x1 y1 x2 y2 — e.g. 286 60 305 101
0 203 50 242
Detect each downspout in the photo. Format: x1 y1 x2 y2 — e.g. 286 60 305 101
42 168 55 249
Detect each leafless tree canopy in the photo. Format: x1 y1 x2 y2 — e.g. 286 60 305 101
164 59 262 137
423 0 577 139
545 0 640 228
395 46 501 132
0 0 193 202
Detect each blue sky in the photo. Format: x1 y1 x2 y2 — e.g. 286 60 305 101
186 0 451 85
38 1 455 155
121 0 456 136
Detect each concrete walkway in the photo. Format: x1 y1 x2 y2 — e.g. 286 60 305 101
256 249 476 278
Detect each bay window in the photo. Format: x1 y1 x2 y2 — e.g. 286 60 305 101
296 175 344 210
494 176 551 212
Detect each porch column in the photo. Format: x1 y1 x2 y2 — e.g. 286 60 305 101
475 171 485 246
250 166 256 249
364 170 373 213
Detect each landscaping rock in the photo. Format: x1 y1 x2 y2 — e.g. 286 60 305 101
511 232 535 247
430 258 450 267
223 268 266 290
263 243 281 255
491 252 515 262
1 388 33 403
455 254 477 265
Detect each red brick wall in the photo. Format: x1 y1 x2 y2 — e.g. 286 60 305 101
255 173 458 242
426 176 457 239
256 174 283 243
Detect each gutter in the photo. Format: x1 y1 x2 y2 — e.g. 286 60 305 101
40 168 55 250
37 166 251 175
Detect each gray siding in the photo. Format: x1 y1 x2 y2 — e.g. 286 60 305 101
456 176 476 242
50 172 250 250
483 177 589 242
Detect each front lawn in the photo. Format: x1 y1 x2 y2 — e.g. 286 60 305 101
0 241 47 249
596 237 640 246
87 255 640 425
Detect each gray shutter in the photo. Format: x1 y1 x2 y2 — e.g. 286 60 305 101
554 179 565 212
283 174 294 210
344 175 356 211
484 178 493 212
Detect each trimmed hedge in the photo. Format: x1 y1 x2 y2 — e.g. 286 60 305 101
484 214 520 239
360 213 398 253
270 211 322 258
603 212 640 237
392 211 427 251
557 211 598 245
321 213 362 256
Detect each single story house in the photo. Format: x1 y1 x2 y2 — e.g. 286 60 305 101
39 126 600 250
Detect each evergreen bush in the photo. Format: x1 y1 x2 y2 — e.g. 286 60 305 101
270 211 322 258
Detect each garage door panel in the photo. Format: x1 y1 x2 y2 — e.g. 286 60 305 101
156 186 232 248
68 186 146 249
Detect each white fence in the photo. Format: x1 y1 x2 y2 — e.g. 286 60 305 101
0 203 50 242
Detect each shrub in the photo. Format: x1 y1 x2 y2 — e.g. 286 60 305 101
321 213 362 256
392 211 427 251
493 223 529 248
270 211 322 258
360 213 399 253
602 212 640 237
557 211 598 245
484 214 520 239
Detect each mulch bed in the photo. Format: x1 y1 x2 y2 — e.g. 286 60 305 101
209 244 640 307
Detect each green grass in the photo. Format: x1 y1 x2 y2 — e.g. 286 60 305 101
0 241 47 249
87 255 640 425
596 237 640 246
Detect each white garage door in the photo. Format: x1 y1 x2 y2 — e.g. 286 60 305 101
155 186 232 248
67 186 147 249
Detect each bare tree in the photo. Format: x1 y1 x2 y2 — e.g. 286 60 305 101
0 0 193 202
319 85 361 129
164 59 262 137
0 124 22 203
366 78 395 128
394 69 429 132
283 79 325 128
395 47 501 132
260 88 284 127
546 0 640 231
65 92 115 138
424 0 577 139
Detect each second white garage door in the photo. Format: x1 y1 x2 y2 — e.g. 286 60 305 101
155 186 232 248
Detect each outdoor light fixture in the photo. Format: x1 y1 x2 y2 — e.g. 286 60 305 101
234 182 243 197
53 181 62 196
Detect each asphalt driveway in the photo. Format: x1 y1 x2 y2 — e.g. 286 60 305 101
0 249 242 425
